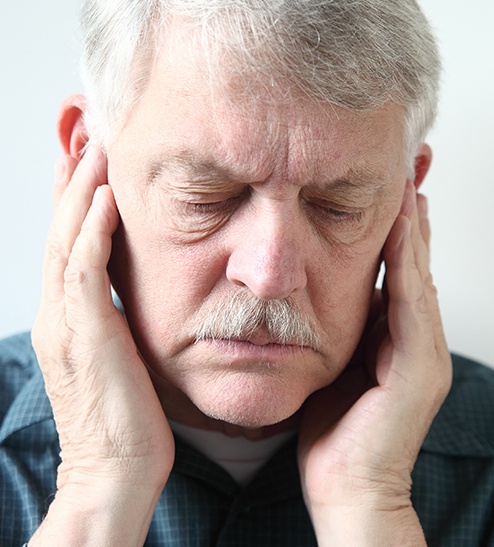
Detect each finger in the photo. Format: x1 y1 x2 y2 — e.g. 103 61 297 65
416 194 431 251
402 185 449 359
383 215 434 359
400 182 430 281
41 146 108 309
54 146 108 253
383 215 451 384
400 184 445 354
383 217 450 423
54 155 79 208
64 184 120 331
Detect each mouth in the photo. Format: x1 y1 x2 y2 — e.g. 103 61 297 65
225 331 305 348
195 329 314 361
191 290 322 353
204 340 307 364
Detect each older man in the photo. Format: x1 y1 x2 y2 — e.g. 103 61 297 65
1 1 493 545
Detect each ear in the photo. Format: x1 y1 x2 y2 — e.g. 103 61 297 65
411 143 432 190
57 94 89 159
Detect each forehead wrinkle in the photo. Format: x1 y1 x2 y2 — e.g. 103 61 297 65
323 167 388 195
315 170 389 207
148 154 228 184
147 146 274 188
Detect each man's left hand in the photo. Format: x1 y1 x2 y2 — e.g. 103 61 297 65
298 182 452 546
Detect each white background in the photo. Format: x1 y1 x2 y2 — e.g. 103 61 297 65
0 1 493 367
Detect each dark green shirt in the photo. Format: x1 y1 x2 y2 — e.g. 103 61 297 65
1 332 494 546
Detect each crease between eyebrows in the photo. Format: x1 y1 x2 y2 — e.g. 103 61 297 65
148 152 389 201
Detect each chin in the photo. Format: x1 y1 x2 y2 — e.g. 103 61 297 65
188 370 312 429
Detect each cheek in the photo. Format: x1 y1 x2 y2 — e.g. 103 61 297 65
114 219 225 307
308 219 389 362
108 163 230 309
105 157 231 359
110 205 229 349
312 249 380 324
112 244 225 371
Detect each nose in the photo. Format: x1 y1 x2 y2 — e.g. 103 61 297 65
226 203 308 301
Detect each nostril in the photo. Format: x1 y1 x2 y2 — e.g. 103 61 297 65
225 210 308 299
227 252 305 301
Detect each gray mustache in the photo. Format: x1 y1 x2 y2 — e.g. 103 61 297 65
193 290 321 350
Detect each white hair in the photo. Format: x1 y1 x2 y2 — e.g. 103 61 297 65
193 289 322 350
80 0 441 174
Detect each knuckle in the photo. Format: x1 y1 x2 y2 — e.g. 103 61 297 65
423 272 437 293
63 239 99 293
64 262 89 290
402 281 429 316
44 234 70 266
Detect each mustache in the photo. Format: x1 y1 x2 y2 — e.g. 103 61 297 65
193 290 321 350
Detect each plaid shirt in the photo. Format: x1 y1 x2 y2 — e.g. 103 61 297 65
1 332 494 546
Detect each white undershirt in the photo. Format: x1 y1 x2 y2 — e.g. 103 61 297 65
170 421 296 487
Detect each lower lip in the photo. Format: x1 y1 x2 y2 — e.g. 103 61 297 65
198 338 309 359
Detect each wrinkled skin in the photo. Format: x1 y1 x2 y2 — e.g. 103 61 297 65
29 23 451 546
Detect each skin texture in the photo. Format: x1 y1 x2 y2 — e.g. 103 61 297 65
29 21 452 547
105 40 413 431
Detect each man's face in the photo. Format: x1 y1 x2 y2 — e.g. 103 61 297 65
106 34 409 428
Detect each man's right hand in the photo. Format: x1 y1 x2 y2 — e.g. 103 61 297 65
30 147 174 546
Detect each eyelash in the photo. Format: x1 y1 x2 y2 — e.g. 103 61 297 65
180 193 364 226
308 202 364 224
182 194 246 215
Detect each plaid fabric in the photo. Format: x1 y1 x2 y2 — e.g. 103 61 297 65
1 332 494 546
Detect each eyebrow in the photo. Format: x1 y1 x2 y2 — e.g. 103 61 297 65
317 169 387 198
149 152 389 198
148 154 243 185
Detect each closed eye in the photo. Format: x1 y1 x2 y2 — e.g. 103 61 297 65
180 188 250 216
307 200 364 223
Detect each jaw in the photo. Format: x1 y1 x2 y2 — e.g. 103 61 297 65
146 341 340 434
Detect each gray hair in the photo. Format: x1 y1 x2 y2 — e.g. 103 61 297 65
80 0 441 174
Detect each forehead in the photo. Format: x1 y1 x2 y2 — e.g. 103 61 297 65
115 25 406 188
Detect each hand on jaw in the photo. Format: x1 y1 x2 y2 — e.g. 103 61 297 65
30 148 175 546
297 181 452 546
30 147 451 546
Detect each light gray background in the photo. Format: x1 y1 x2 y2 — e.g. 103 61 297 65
0 1 493 367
